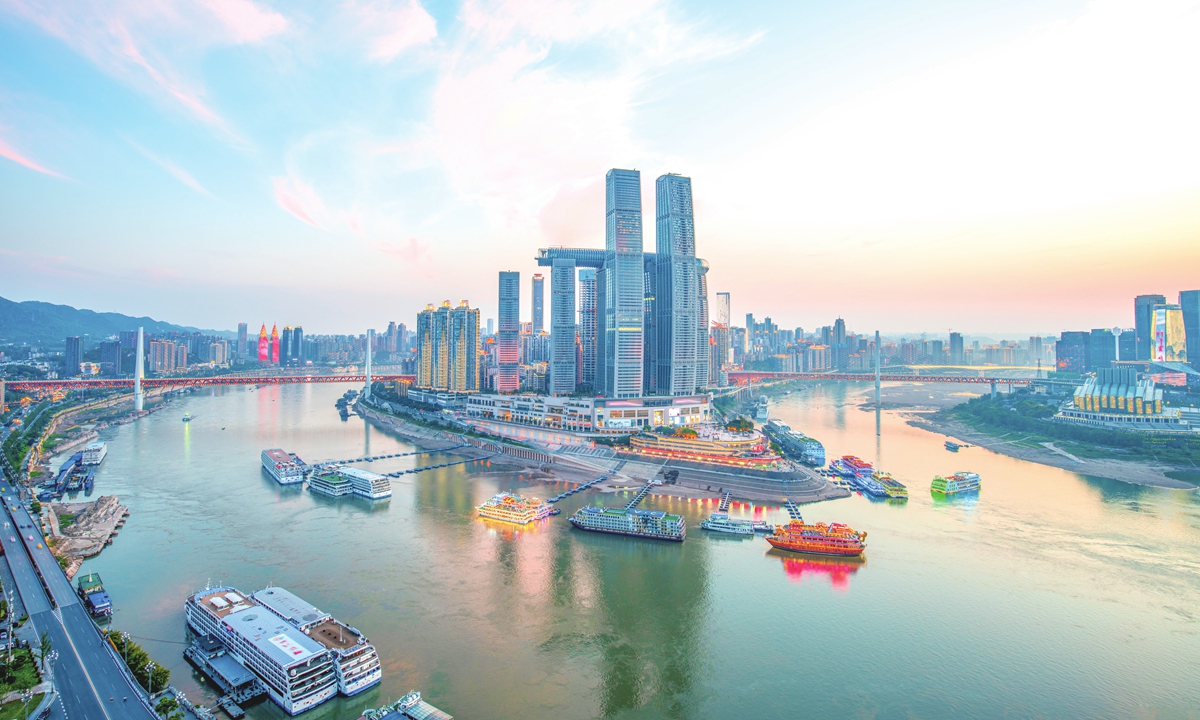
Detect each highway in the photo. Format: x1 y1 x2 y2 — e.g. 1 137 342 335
0 479 155 720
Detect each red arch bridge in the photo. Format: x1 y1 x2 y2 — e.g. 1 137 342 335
5 374 416 393
726 371 1033 386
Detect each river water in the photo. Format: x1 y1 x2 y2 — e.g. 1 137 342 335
72 383 1200 719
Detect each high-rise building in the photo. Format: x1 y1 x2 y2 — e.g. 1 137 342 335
398 323 409 356
642 254 659 395
148 340 176 373
1180 290 1200 369
714 292 731 372
549 259 577 395
1152 304 1187 362
696 258 710 389
603 168 645 398
578 268 598 388
532 274 545 335
1134 294 1166 360
64 336 83 376
1118 329 1137 361
293 327 304 364
486 318 494 337
949 332 964 364
237 323 248 359
497 271 520 392
386 321 398 353
1087 329 1116 371
270 324 280 364
1056 331 1089 374
280 326 292 364
652 173 699 396
258 324 269 362
100 340 122 375
176 343 188 369
416 301 480 392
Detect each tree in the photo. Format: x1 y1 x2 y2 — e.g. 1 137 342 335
32 631 51 675
155 696 180 719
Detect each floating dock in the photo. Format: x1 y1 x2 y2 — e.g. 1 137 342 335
546 475 607 504
361 692 452 720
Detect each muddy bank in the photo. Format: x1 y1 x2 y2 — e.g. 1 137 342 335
908 414 1198 490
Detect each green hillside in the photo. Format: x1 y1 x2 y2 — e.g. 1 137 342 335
0 296 234 348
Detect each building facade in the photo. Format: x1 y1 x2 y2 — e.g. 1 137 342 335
416 301 480 392
603 168 645 398
578 268 598 388
464 392 710 434
64 336 83 376
1056 331 1089 374
549 258 577 395
497 271 520 392
653 173 699 396
1134 294 1166 360
1181 290 1200 370
531 274 544 335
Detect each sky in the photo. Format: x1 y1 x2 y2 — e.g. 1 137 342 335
1 0 1198 337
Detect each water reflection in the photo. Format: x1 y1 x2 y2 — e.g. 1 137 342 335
766 548 864 591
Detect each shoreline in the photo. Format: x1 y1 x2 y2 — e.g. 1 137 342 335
907 413 1198 490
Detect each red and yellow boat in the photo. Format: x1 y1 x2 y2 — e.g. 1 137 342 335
765 519 867 557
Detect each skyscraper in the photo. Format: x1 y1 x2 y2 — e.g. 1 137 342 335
696 258 710 389
578 268 598 388
949 332 964 364
1056 331 1089 373
550 259 577 395
100 339 122 375
292 327 304 364
416 301 480 392
258 324 268 362
386 321 398 353
1152 304 1187 362
1180 290 1200 369
270 324 280 364
64 336 83 376
714 292 731 372
603 168 645 398
280 326 292 364
653 173 699 396
237 322 248 359
1134 294 1166 360
497 271 520 392
1087 328 1116 371
532 274 545 335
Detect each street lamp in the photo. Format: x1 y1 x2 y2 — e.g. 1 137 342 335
145 660 156 696
120 631 131 663
21 689 32 719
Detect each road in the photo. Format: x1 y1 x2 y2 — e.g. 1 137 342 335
0 479 156 720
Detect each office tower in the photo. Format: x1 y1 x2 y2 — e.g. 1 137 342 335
1152 304 1187 362
1180 290 1200 369
696 258 710 389
64 336 83 375
237 323 248 358
578 268 598 388
99 340 122 375
1134 294 1166 360
714 292 731 371
1056 331 1089 373
258 324 268 362
386 321 398 353
532 274 545 335
270 324 280 364
280 326 292 364
1087 329 1116 371
486 319 494 337
642 254 659 394
603 168 645 398
175 343 188 369
949 332 964 364
649 173 699 396
831 318 847 370
398 323 409 355
550 259 577 395
496 272 521 392
1118 329 1137 361
292 327 304 364
416 301 480 392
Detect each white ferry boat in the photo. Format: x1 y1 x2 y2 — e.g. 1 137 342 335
82 441 107 466
699 512 756 535
569 506 685 541
252 587 383 697
307 467 391 500
476 492 551 524
185 586 338 715
262 448 307 485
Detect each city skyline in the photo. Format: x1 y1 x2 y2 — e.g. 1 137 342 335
2 1 1198 333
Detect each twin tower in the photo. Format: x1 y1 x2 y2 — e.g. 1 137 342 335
501 169 709 399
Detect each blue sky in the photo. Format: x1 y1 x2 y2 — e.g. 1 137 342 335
2 0 1198 335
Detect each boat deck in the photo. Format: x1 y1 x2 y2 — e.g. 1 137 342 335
196 589 255 619
308 618 362 651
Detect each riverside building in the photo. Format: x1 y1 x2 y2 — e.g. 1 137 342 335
1057 368 1195 433
416 301 480 392
464 393 710 434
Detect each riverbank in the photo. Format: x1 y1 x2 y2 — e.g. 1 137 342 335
908 413 1198 490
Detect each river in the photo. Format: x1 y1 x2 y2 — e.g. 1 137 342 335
71 382 1200 719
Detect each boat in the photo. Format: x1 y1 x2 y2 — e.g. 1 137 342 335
699 511 755 535
261 448 307 485
182 413 193 423
755 395 769 421
830 456 889 497
253 587 383 697
762 419 826 466
871 471 908 500
766 519 867 557
361 691 453 720
476 492 551 525
308 467 391 500
569 505 685 541
945 440 960 451
76 572 113 618
185 586 338 715
931 471 982 496
81 441 107 465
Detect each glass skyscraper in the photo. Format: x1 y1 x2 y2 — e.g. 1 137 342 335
549 259 577 395
653 173 699 396
497 272 520 392
1134 294 1166 360
603 169 645 398
578 268 597 388
531 274 545 335
1180 290 1200 370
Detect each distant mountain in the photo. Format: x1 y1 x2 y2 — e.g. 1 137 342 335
0 296 234 348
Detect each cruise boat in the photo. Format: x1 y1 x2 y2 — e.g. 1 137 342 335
766 519 867 557
871 471 908 500
699 512 755 535
308 467 391 500
569 506 685 542
755 396 769 420
81 441 107 466
476 492 551 525
252 587 383 697
262 448 307 485
762 419 826 466
185 586 338 715
931 471 982 496
830 456 888 496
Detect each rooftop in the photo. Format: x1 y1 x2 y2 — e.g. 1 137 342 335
197 588 256 620
307 618 363 651
224 605 327 668
252 587 331 629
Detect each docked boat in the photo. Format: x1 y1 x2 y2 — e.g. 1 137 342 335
476 492 551 525
871 471 908 500
569 506 685 542
185 586 338 715
766 519 867 557
755 395 769 421
931 471 982 496
762 419 826 466
308 467 391 500
699 512 755 535
361 691 453 720
253 587 383 697
81 441 107 465
261 448 307 485
76 572 113 618
945 440 961 451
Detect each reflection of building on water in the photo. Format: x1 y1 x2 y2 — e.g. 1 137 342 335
768 548 864 591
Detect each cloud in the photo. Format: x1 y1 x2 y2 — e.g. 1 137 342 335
345 0 438 61
127 140 212 196
371 237 431 264
272 174 327 228
0 134 68 179
197 0 288 43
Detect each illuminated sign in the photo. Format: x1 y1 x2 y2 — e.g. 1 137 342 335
1153 306 1188 363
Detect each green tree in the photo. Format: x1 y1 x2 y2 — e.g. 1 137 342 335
32 632 51 676
155 696 180 719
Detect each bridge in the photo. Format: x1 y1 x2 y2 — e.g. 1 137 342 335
5 374 415 393
727 371 1033 386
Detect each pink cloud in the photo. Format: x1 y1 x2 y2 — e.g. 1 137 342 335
345 0 438 61
0 135 68 179
371 237 431 264
128 139 212 195
197 0 288 43
272 175 326 228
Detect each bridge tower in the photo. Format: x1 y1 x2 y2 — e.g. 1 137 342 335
134 326 144 412
364 328 374 399
874 330 881 407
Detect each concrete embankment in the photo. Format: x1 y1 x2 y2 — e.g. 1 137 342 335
46 495 130 578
